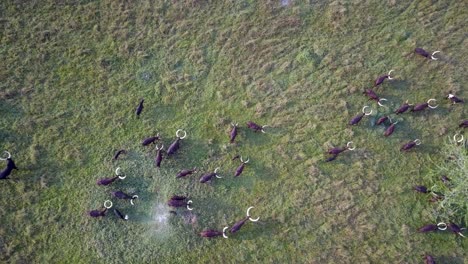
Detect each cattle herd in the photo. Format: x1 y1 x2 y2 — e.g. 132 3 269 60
87 95 266 239
323 47 466 263
0 47 466 262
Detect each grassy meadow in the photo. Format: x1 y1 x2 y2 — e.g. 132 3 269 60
1 0 467 263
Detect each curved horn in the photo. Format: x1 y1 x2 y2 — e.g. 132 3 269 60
0 151 11 161
377 98 388 107
437 222 447 231
130 195 139 206
223 226 229 238
261 125 269 133
427 99 438 109
453 134 464 143
176 129 187 139
362 106 373 116
156 144 164 150
246 206 260 222
431 51 440 60
187 200 193 210
414 139 422 145
346 141 356 150
387 70 394 80
104 200 113 209
215 173 223 179
240 156 250 163
231 123 238 127
214 166 223 178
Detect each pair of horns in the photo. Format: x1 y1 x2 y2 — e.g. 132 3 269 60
437 222 466 237
453 134 464 143
156 144 164 150
130 195 139 205
0 151 11 161
413 139 422 145
115 167 126 179
426 99 438 109
240 156 250 163
362 106 373 116
377 98 388 107
431 51 440 60
187 200 193 210
387 70 394 80
104 200 113 209
387 117 399 125
346 142 356 150
246 206 260 222
176 129 187 139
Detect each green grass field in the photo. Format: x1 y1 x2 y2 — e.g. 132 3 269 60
1 0 467 263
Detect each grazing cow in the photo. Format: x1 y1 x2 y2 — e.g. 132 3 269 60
448 223 466 237
142 134 160 146
376 116 389 125
170 195 187 201
422 254 436 264
135 99 144 117
395 100 412 114
167 197 193 210
327 142 355 156
246 121 268 133
447 93 464 104
349 106 373 125
97 167 126 186
418 224 438 233
363 89 387 106
230 206 260 234
459 120 468 128
113 208 129 220
234 156 249 177
384 120 398 137
155 144 164 168
200 227 228 238
89 200 112 218
199 167 222 183
230 123 238 143
89 208 107 218
176 167 197 178
0 151 18 180
167 129 187 156
410 99 438 112
374 70 394 87
113 149 126 160
111 191 138 205
400 139 421 152
413 185 429 193
325 142 355 162
414 48 440 60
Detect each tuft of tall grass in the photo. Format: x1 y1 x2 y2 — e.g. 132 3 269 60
430 138 468 225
